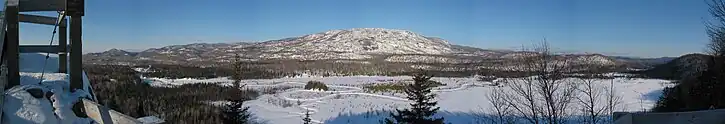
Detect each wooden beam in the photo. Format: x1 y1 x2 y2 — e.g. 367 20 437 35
81 99 142 124
0 5 9 123
67 0 84 16
19 45 60 53
59 21 67 73
8 0 66 12
69 15 82 91
19 14 67 26
0 60 7 124
5 4 20 89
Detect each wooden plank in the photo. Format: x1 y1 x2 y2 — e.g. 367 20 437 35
69 15 82 90
0 5 7 123
0 60 7 123
18 14 66 26
82 99 142 124
8 0 66 12
59 22 67 73
613 112 633 124
19 45 60 53
67 0 84 16
614 109 725 124
5 3 19 89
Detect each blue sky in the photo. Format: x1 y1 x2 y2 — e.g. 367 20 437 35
11 0 711 57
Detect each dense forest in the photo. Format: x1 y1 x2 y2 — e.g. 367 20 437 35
134 64 290 79
126 62 623 80
85 65 260 123
652 0 725 113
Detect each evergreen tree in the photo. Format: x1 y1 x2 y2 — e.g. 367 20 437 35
654 56 725 112
222 53 253 124
232 53 244 88
303 109 312 124
384 73 444 124
653 0 725 112
222 89 252 124
136 101 147 117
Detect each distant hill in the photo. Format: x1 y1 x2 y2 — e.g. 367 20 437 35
640 53 712 80
83 28 673 74
610 56 677 69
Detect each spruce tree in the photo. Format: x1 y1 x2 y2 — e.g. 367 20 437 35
232 53 243 88
222 95 251 124
136 101 147 117
222 54 252 124
303 109 312 124
654 56 725 112
384 73 444 124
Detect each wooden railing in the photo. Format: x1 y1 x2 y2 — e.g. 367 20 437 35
614 109 725 124
82 99 142 124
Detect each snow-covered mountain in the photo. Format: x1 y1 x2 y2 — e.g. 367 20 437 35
84 28 658 70
258 28 453 55
86 48 137 57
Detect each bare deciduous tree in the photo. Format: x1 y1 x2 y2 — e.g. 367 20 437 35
706 0 725 109
604 79 623 123
485 40 629 124
486 86 514 124
495 40 579 124
707 0 725 57
573 58 623 124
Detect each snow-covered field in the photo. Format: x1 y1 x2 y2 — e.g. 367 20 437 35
143 74 674 124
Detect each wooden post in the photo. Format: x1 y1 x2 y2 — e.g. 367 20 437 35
69 15 82 91
67 0 87 118
68 0 84 91
5 4 20 88
59 20 67 73
0 7 9 123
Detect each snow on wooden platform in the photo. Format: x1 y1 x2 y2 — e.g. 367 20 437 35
3 72 93 124
2 53 93 124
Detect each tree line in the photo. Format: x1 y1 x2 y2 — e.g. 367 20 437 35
86 57 260 123
653 0 725 112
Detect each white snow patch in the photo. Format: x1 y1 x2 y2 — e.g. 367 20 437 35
141 75 672 124
137 116 165 124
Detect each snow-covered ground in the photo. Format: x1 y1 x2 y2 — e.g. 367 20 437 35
143 75 674 124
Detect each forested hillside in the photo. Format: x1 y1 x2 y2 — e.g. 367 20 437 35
85 65 260 123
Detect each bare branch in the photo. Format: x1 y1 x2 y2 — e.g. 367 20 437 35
495 40 579 124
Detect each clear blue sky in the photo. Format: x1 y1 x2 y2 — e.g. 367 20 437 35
11 0 712 58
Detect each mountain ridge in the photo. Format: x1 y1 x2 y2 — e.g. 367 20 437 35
84 28 668 71
639 53 712 80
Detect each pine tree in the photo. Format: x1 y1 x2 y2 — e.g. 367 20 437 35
654 56 725 112
232 53 243 88
222 53 252 124
136 101 147 117
222 99 251 124
302 109 312 124
384 73 444 124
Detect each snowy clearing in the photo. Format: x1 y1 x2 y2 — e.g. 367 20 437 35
143 75 673 124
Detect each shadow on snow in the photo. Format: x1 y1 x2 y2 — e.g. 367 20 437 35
643 88 665 101
324 110 614 124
